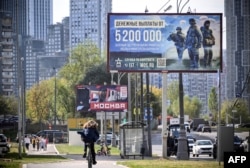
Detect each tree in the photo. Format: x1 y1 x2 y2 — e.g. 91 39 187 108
57 43 102 117
0 95 18 116
208 87 218 121
26 80 53 129
59 43 102 88
170 95 202 118
221 99 250 124
167 81 179 104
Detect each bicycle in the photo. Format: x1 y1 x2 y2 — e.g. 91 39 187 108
96 142 111 156
85 143 93 168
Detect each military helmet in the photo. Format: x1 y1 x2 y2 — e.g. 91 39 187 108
204 20 210 25
189 18 196 24
176 27 182 30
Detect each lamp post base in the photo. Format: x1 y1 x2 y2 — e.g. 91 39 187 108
177 130 189 160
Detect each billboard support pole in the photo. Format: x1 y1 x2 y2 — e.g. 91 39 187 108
177 72 189 160
111 72 116 147
162 72 168 158
128 73 132 122
146 72 152 156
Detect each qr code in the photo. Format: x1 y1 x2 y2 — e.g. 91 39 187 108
157 58 167 68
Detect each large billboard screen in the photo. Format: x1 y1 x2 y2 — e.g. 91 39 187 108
76 85 128 112
108 13 222 73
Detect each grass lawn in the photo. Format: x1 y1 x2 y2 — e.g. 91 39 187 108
0 143 68 168
118 158 224 168
55 143 121 155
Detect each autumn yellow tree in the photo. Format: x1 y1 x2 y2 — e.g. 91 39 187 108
26 80 52 129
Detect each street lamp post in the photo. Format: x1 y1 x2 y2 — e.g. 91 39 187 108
53 67 57 125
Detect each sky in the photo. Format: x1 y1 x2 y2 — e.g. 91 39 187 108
53 0 225 48
53 0 224 23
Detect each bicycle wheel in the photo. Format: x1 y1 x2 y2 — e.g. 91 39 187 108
88 146 92 168
107 149 111 156
96 149 101 156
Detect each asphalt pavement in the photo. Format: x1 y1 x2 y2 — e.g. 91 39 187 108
23 144 140 168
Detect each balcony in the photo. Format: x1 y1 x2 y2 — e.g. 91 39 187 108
2 61 13 65
1 32 12 38
2 74 13 79
2 48 12 52
2 68 13 72
2 81 12 85
0 40 13 45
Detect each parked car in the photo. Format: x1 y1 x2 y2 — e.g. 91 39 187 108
192 139 213 157
36 130 68 143
188 139 195 152
0 134 10 155
234 135 244 152
186 135 196 142
96 132 119 145
196 124 204 132
213 135 244 159
240 136 249 152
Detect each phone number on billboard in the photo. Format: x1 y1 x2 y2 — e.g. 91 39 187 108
115 30 162 42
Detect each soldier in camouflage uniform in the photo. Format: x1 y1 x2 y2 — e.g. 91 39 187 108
185 18 202 69
200 20 215 67
167 27 186 63
175 27 186 62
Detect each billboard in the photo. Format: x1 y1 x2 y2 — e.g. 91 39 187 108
108 13 223 73
76 85 128 112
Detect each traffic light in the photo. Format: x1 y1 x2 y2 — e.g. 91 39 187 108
77 87 90 111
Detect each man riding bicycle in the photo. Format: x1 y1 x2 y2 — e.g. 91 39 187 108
78 120 99 165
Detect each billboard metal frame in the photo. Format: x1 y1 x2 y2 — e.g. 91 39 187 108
107 13 223 73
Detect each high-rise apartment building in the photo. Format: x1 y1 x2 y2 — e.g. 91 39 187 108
224 0 250 102
0 12 14 96
70 0 112 54
46 23 64 55
62 17 70 53
1 0 52 41
0 0 53 94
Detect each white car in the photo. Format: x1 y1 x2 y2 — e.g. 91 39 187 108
188 139 195 152
192 139 213 157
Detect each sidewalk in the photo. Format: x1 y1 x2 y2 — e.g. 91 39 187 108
23 144 134 168
26 144 59 155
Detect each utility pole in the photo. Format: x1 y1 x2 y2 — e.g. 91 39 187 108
53 67 57 125
16 0 22 159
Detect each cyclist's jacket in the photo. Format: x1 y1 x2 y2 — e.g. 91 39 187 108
78 128 99 143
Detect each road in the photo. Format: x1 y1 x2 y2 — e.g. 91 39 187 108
152 130 249 159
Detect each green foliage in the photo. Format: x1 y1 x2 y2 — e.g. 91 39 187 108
82 61 110 85
167 81 179 104
167 82 202 118
59 43 102 88
0 95 18 116
221 99 250 124
208 87 218 121
171 96 202 118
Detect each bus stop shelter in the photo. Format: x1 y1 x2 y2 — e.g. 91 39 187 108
119 121 146 159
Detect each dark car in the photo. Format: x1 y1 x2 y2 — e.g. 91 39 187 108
213 135 244 159
187 135 196 142
36 130 68 143
202 125 211 133
234 135 244 152
196 124 204 132
0 134 10 154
